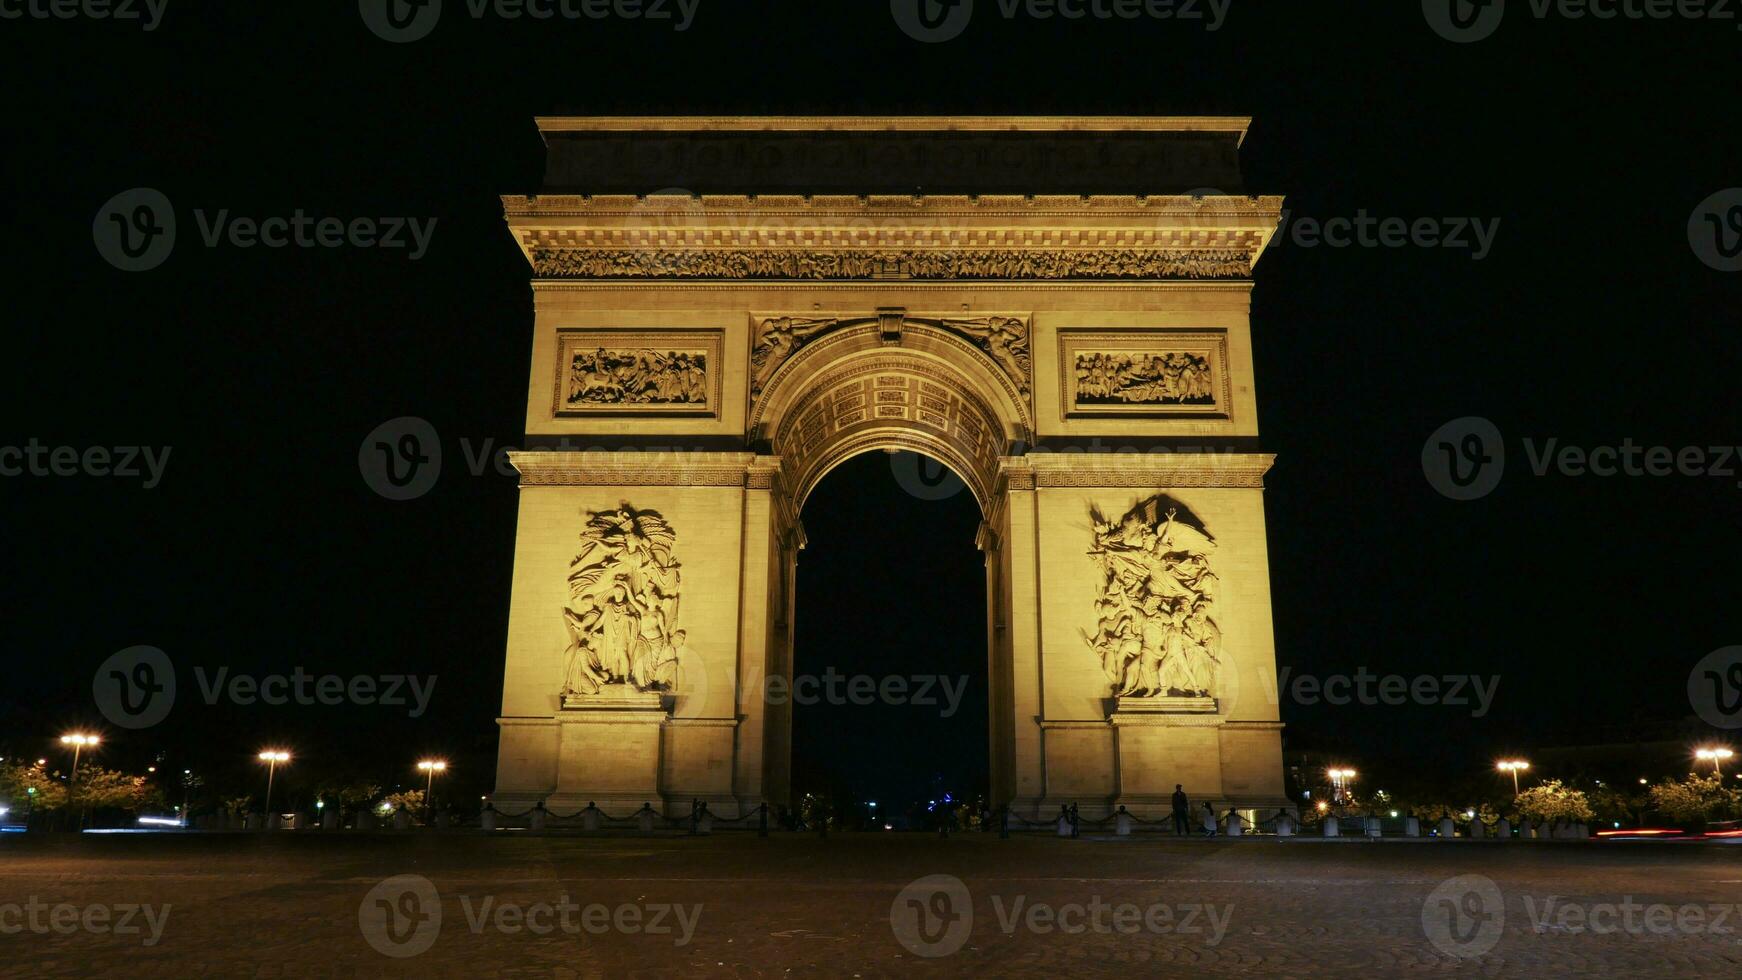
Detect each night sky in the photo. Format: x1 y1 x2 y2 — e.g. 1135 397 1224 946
3 2 1739 810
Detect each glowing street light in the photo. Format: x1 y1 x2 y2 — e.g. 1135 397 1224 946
1696 747 1734 776
1327 768 1357 803
1497 760 1531 795
59 734 100 784
417 760 448 822
257 751 290 823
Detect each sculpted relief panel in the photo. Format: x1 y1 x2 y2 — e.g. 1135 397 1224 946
561 503 687 704
553 330 722 416
1084 496 1223 709
529 247 1253 282
1059 330 1230 419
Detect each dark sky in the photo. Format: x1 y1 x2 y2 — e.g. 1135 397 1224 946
3 1 1740 808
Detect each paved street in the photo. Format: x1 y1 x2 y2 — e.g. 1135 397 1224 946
3 832 1740 977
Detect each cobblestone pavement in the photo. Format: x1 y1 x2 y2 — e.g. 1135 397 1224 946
3 832 1741 977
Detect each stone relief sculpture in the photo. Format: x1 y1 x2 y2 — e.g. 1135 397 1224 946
1075 352 1215 406
941 316 1031 397
751 313 1032 400
533 247 1253 281
1083 496 1222 701
561 503 685 698
750 317 838 396
565 348 708 406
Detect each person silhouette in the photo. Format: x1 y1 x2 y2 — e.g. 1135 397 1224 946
1171 784 1190 836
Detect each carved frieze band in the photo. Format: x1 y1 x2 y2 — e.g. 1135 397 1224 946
509 451 778 488
529 248 1254 281
1003 454 1275 490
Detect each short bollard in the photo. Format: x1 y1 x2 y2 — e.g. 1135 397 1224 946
1403 816 1420 837
321 806 338 831
1322 815 1340 837
481 805 497 832
1573 822 1589 839
582 804 601 832
1496 818 1512 840
1275 813 1296 837
1522 821 1537 840
637 804 655 834
1115 806 1134 837
1469 818 1486 839
393 809 411 831
1438 817 1455 838
1224 812 1243 837
1363 816 1381 838
697 807 714 835
529 803 547 832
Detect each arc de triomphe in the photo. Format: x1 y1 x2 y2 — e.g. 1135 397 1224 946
490 117 1290 822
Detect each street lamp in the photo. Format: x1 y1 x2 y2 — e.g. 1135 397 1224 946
60 734 100 785
1497 760 1531 795
257 751 290 825
1327 768 1357 803
417 760 447 823
1696 747 1734 777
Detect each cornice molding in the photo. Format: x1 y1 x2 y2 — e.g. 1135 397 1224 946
1015 452 1275 489
509 450 769 488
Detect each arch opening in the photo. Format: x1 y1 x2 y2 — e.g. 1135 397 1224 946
786 448 989 829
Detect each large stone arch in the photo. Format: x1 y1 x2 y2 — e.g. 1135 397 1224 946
749 317 1032 513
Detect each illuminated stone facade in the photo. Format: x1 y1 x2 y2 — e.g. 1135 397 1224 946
492 117 1291 820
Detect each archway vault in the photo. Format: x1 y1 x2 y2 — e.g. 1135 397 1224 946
748 316 1033 514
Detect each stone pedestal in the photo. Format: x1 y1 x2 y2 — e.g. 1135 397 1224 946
549 699 667 812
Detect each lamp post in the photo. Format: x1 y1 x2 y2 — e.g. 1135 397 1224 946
60 734 99 830
1497 760 1531 796
417 760 447 824
1327 768 1357 804
257 751 290 827
1696 748 1734 777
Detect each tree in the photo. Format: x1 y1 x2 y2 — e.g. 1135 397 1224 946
1514 780 1595 824
316 781 382 821
0 762 66 811
379 790 425 819
1649 774 1739 824
69 767 150 812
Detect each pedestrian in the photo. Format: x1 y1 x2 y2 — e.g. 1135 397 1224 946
1172 784 1190 836
1200 801 1217 837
